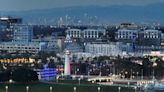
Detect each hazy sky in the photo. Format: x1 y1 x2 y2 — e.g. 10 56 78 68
0 0 164 11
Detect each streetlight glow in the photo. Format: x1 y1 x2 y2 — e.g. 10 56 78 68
98 87 101 92
78 78 81 85
118 87 121 92
73 87 76 92
134 86 137 92
26 86 29 92
50 86 53 92
5 86 8 92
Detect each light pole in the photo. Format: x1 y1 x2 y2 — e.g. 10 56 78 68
136 72 139 79
134 86 137 92
26 86 29 92
130 69 132 80
112 62 115 76
5 86 8 92
141 69 143 80
128 82 130 88
56 76 59 83
50 86 53 92
73 87 76 92
152 62 157 82
97 87 100 92
78 78 81 85
118 87 121 92
88 71 90 77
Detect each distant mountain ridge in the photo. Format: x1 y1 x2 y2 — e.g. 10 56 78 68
1 3 164 24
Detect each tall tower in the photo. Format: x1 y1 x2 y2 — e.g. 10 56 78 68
64 50 71 75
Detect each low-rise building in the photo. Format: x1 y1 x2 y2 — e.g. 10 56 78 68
84 42 122 56
32 37 58 52
0 42 46 53
115 29 139 43
135 29 162 54
66 28 106 39
66 28 81 38
137 29 161 46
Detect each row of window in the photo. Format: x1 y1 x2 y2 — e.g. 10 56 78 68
68 34 99 38
0 46 39 50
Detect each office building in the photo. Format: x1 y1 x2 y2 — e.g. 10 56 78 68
0 42 46 53
13 25 33 42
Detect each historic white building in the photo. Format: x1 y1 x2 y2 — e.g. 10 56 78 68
66 28 81 38
115 29 139 40
66 28 106 39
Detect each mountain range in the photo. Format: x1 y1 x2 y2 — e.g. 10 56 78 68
1 3 164 25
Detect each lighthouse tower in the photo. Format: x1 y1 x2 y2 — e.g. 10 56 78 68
64 50 71 75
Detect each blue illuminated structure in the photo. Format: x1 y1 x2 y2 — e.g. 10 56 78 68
36 64 56 80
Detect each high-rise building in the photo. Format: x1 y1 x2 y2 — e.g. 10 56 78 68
13 25 33 43
0 16 22 42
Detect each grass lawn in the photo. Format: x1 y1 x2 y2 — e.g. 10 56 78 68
0 80 135 92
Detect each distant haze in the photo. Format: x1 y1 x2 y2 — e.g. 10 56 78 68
1 3 164 25
0 0 164 11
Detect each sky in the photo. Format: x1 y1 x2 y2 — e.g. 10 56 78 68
0 0 164 11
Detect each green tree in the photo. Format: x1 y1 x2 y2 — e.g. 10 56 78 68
12 68 38 82
0 70 11 82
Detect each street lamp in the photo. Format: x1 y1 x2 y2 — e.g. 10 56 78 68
73 87 76 92
141 69 143 80
56 76 59 83
97 87 100 92
128 82 130 88
130 69 132 80
50 86 53 92
78 78 81 85
26 86 29 92
88 71 90 77
5 86 8 92
136 72 139 79
118 87 121 92
134 86 137 92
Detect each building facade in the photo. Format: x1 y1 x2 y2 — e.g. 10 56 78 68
135 29 162 54
84 42 122 56
66 28 106 39
0 25 47 53
0 42 46 53
13 25 33 42
137 29 161 46
115 29 139 43
66 28 81 38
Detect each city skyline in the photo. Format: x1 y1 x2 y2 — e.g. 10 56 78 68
0 0 164 11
